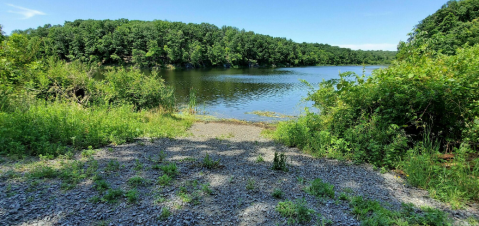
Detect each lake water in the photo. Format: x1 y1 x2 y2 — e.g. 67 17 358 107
158 66 385 121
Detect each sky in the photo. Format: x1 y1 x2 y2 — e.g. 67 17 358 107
1 0 448 51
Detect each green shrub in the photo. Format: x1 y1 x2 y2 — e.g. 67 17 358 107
128 176 147 187
158 208 171 220
276 198 315 224
103 189 124 203
272 188 284 199
272 152 288 171
273 44 479 207
202 153 220 169
125 189 139 203
158 174 173 186
160 163 178 177
94 180 109 192
29 165 57 179
305 178 335 199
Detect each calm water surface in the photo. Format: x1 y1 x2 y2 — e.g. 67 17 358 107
158 66 385 121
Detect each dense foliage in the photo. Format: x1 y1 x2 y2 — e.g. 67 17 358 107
275 0 479 207
0 32 190 157
398 0 479 59
13 19 396 68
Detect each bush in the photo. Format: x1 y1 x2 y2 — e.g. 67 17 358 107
276 198 315 224
305 178 335 199
276 45 479 167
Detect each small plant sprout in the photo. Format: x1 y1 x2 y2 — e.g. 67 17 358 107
202 153 220 169
305 178 335 199
134 159 144 171
246 178 255 190
126 189 139 203
272 188 284 199
160 162 178 177
201 183 212 195
158 174 173 186
272 152 288 171
158 207 171 220
276 198 315 224
128 176 146 187
256 154 265 163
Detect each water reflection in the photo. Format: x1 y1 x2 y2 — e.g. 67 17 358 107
156 66 384 121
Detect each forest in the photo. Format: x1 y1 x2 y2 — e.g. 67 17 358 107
11 19 395 68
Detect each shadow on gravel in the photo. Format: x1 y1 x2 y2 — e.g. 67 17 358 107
1 137 476 225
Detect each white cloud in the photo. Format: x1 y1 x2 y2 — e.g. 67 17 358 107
338 43 398 51
7 3 46 19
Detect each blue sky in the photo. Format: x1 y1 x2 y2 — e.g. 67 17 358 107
1 0 447 51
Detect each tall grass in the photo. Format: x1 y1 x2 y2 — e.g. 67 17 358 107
400 141 479 208
0 101 192 156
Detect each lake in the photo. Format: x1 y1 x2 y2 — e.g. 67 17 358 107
158 65 385 121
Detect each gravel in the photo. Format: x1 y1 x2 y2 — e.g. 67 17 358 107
0 121 477 226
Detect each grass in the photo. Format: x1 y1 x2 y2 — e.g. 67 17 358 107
246 178 255 190
103 188 124 203
276 198 315 224
159 162 178 177
399 143 479 209
158 174 173 186
133 159 143 171
158 208 171 220
350 196 452 226
272 152 288 172
93 180 110 192
128 176 147 187
0 101 193 157
256 154 265 163
272 188 284 199
202 153 220 169
201 183 212 195
305 178 335 199
105 159 120 172
125 189 139 203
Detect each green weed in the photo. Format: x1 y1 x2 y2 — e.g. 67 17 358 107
272 152 288 171
160 162 178 177
246 178 255 190
103 189 124 203
202 153 220 169
256 155 265 163
158 208 171 220
272 188 284 199
134 159 143 171
201 183 212 195
105 159 120 172
128 176 147 187
158 174 173 186
276 198 315 224
305 178 335 199
125 189 139 203
93 180 109 192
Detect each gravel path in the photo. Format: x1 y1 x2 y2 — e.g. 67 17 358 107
0 122 478 226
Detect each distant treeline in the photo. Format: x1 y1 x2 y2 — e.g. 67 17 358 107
13 19 396 67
